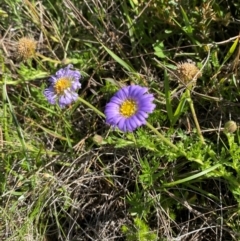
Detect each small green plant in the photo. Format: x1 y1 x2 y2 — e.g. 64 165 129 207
122 217 157 241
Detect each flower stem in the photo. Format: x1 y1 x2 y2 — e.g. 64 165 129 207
146 121 186 156
78 96 105 118
185 89 205 144
146 122 203 164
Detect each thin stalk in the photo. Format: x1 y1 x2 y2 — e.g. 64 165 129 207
78 96 105 118
146 122 203 164
146 121 186 156
186 88 205 144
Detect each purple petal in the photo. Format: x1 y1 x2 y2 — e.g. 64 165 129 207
115 86 129 100
131 115 144 126
109 96 123 105
130 85 147 98
117 118 127 132
125 118 137 132
44 86 57 104
71 80 81 91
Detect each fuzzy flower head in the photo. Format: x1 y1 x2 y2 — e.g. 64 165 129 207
105 85 156 132
175 62 201 88
17 37 36 60
44 65 81 108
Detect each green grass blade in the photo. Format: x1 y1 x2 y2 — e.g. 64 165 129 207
220 37 238 68
3 78 26 154
163 164 221 187
171 90 188 126
101 44 135 73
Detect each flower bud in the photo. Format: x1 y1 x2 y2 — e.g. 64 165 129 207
93 134 104 145
224 121 237 133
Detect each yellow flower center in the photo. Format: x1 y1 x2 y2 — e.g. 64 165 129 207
54 78 72 94
120 99 137 117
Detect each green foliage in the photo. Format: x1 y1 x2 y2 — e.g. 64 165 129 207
122 217 157 241
139 157 165 190
126 188 154 219
17 63 49 81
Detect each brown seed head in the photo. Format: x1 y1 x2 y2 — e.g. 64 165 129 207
17 37 36 60
176 62 202 87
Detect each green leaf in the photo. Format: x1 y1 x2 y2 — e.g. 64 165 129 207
172 90 188 126
153 41 166 58
221 37 239 66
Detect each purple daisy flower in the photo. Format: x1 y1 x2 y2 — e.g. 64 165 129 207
105 85 156 132
44 64 81 108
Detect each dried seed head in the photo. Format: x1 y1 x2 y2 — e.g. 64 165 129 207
224 120 237 133
17 37 36 60
176 62 202 87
